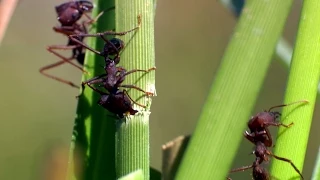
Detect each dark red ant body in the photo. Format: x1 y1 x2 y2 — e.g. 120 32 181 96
228 100 308 180
40 0 107 88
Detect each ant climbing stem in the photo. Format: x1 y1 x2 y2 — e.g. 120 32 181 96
228 100 308 180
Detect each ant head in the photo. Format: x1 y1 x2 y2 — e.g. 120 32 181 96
269 111 281 119
77 0 94 12
110 38 125 54
55 1 93 26
101 38 124 58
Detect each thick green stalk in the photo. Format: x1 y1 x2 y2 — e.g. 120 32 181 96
115 0 155 179
311 147 320 180
270 0 320 179
175 0 293 179
67 0 117 179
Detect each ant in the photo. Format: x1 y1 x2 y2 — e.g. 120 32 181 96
227 100 308 180
245 100 308 147
70 15 155 118
40 0 109 88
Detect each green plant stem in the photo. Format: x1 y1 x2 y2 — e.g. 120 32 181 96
311 147 320 180
115 0 155 179
175 1 294 179
118 170 144 180
66 0 117 180
270 0 320 179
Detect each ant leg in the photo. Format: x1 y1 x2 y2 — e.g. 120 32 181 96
86 83 107 95
77 74 108 97
263 128 273 146
229 164 253 173
123 90 146 108
53 26 77 36
69 35 102 56
119 84 153 96
123 67 156 77
116 66 155 85
47 45 88 73
39 60 79 88
82 74 107 86
99 14 142 37
83 6 115 25
83 11 103 25
72 15 142 39
267 152 304 179
265 122 294 128
116 67 156 95
72 28 139 39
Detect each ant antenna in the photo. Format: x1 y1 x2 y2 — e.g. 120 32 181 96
123 90 146 108
268 100 308 112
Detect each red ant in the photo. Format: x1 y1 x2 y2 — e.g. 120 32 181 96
71 15 155 118
228 100 308 180
40 0 108 88
245 100 308 147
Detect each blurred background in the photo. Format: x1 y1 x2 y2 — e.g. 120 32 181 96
0 0 319 179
